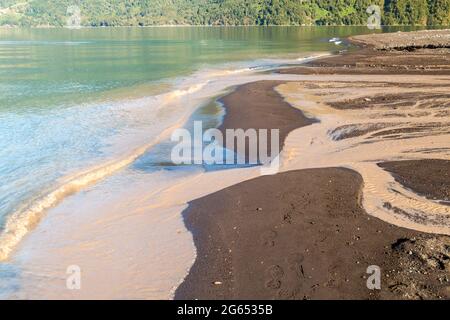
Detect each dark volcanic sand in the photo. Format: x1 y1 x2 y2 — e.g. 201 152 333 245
175 168 450 300
175 82 450 300
278 30 450 76
218 81 316 161
379 160 450 204
278 47 450 76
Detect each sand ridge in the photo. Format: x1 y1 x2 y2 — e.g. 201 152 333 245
276 77 450 234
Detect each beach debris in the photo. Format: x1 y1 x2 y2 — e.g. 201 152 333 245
213 281 223 285
256 207 263 211
329 37 343 45
364 98 372 102
265 279 281 290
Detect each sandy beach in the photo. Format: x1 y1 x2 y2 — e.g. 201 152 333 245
176 30 450 300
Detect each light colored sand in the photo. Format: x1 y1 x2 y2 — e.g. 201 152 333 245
10 166 261 299
277 76 450 234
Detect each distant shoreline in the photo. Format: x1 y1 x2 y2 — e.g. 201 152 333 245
0 25 448 29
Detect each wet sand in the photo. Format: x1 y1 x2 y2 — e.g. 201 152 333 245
218 81 316 161
176 30 450 300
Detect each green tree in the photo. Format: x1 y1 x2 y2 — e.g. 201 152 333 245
0 0 448 27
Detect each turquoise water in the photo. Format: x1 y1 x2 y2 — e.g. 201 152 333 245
0 26 381 112
0 26 430 259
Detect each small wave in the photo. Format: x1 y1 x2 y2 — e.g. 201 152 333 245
0 107 188 261
297 53 331 61
210 67 253 76
162 82 210 102
0 79 210 261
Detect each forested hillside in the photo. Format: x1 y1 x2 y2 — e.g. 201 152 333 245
0 0 449 27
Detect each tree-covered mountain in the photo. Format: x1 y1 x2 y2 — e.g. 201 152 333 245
0 0 449 27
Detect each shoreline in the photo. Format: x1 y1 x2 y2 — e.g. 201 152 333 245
0 54 321 263
1 25 448 29
3 53 327 299
279 29 450 76
176 29 450 300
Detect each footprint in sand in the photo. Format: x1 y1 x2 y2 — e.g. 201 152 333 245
267 265 285 279
265 265 285 290
260 230 277 247
265 278 281 289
